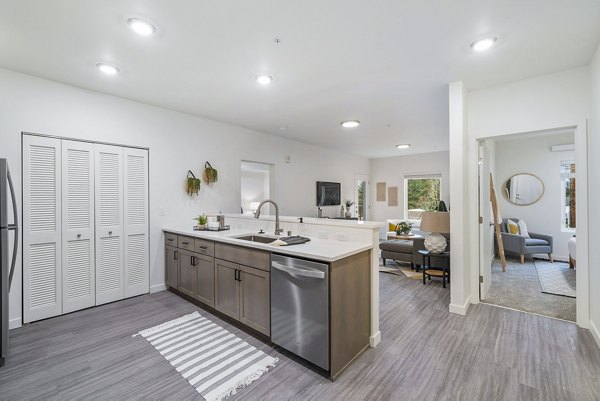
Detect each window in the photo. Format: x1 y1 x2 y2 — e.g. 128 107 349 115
404 176 441 220
561 161 576 230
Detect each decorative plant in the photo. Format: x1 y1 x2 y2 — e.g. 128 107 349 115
344 200 354 208
186 170 201 196
395 221 413 235
194 214 208 226
203 161 218 183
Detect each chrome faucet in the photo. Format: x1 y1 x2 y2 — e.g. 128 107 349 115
254 199 283 235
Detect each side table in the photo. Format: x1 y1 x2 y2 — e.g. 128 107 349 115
418 250 450 288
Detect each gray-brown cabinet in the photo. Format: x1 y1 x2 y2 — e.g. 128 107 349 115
165 234 215 308
164 232 270 336
214 243 271 336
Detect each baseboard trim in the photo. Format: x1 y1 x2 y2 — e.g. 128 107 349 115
369 331 381 348
150 283 167 293
9 317 22 330
449 296 471 316
590 320 600 350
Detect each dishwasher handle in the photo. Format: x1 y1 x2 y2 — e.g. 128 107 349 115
272 261 326 279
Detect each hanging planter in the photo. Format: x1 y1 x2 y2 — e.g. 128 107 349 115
186 170 201 196
203 161 218 184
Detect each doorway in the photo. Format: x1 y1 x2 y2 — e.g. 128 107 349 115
240 161 273 215
477 126 588 324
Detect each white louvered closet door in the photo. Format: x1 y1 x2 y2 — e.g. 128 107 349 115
61 140 95 313
95 144 124 305
123 148 149 297
23 135 62 323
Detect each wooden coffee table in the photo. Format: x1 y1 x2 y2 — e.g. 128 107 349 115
387 233 423 241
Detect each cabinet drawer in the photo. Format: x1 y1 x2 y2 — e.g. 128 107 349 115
194 238 215 257
178 235 195 251
215 244 270 272
165 232 178 246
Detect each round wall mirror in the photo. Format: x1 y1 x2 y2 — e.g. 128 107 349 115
502 173 545 206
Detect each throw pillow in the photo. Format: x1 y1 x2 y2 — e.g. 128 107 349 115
388 222 397 232
507 219 519 235
518 220 530 238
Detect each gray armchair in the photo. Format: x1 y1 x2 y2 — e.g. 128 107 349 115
498 218 553 263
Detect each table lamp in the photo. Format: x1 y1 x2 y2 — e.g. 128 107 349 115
420 211 450 253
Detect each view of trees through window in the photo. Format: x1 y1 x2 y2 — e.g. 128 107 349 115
561 162 576 229
406 177 441 220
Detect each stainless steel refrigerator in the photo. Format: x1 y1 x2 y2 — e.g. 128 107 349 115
1 158 18 367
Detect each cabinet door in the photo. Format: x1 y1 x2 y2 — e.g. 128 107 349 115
95 144 124 305
61 140 95 314
123 148 149 298
23 135 62 323
214 259 240 320
165 245 178 288
240 265 270 336
194 253 215 307
178 250 196 297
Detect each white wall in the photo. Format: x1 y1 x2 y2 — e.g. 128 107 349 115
589 44 600 346
494 133 575 260
369 151 449 223
455 67 591 319
0 68 369 327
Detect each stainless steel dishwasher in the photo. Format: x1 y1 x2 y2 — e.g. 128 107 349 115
271 254 329 370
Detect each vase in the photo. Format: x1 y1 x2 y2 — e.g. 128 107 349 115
345 210 352 218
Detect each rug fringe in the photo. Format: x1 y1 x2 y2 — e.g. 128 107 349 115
133 311 201 338
203 358 279 401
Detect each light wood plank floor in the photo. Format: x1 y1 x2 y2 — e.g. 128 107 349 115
1 272 599 400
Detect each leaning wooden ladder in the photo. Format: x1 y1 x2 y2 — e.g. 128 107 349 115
490 173 507 272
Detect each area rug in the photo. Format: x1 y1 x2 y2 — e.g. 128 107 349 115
134 311 278 401
379 264 421 279
534 259 576 298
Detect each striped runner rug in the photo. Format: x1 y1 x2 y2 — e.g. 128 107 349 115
134 311 278 401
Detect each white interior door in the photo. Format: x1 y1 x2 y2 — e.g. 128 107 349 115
95 144 124 305
23 135 62 323
479 141 494 300
123 148 149 298
61 140 95 313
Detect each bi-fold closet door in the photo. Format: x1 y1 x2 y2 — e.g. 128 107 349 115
23 135 149 323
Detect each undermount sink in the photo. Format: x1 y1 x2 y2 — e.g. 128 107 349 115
233 234 278 244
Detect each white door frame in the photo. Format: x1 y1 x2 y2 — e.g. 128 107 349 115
471 122 590 328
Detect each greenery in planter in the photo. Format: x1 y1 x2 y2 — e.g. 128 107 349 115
204 161 218 183
395 221 413 235
186 170 201 196
194 214 208 227
344 200 354 208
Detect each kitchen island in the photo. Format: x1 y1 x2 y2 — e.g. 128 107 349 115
163 222 379 380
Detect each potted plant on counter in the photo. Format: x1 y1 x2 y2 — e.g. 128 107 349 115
194 214 208 230
343 200 354 218
395 221 413 235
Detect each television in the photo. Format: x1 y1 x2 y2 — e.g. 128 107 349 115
316 181 341 206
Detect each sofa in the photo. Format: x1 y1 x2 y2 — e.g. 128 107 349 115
498 218 553 263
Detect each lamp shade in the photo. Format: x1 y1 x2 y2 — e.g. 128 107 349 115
420 211 450 233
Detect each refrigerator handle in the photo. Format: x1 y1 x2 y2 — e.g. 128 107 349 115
7 167 18 288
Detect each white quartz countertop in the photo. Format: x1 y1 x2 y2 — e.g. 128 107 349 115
163 226 373 262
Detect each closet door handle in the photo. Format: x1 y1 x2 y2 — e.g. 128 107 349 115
191 256 196 266
174 251 178 260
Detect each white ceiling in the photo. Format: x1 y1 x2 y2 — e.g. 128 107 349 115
1 0 599 158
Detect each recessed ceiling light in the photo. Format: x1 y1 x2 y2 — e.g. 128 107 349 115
470 37 497 52
255 75 273 85
341 120 360 128
127 18 156 36
279 126 288 130
96 63 119 75
396 144 411 149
